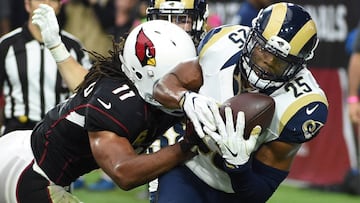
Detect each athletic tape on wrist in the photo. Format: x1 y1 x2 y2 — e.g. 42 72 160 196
50 43 70 63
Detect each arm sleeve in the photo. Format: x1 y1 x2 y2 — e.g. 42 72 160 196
225 158 288 202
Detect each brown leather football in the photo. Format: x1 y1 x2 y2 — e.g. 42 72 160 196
219 93 275 139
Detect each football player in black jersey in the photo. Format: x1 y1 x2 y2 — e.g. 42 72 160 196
0 15 198 203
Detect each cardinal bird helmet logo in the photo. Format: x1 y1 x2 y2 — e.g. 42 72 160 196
135 28 156 67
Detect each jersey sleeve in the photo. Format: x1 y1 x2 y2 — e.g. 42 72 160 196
198 25 249 75
83 79 147 138
277 93 328 143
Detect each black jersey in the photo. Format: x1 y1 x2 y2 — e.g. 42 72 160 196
30 76 180 186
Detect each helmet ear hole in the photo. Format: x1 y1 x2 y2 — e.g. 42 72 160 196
135 72 143 80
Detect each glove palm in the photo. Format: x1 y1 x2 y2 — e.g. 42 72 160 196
204 107 260 167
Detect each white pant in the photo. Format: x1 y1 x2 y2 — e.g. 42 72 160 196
0 130 81 203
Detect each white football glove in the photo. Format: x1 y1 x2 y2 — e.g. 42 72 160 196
32 4 61 49
179 91 226 139
204 107 260 167
32 4 70 62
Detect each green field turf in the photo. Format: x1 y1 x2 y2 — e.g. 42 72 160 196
73 170 360 203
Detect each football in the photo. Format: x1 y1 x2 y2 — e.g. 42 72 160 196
219 93 275 139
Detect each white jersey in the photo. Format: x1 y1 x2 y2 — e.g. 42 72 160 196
186 25 328 193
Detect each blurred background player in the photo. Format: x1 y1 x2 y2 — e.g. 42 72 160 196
0 0 11 36
146 0 208 201
348 20 360 124
0 0 11 131
63 0 148 63
147 0 208 46
345 20 360 195
62 0 114 62
0 0 91 136
236 0 274 27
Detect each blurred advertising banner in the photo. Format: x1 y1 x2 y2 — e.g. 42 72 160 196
292 0 360 68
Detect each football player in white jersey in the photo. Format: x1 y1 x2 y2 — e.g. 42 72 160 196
153 2 328 203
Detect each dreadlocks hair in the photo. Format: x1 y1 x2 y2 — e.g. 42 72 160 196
75 35 135 93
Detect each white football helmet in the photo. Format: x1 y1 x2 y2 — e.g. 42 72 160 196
120 20 196 108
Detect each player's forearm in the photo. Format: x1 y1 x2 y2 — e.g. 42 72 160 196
153 73 188 109
112 143 193 190
348 53 360 96
153 59 203 108
57 57 89 92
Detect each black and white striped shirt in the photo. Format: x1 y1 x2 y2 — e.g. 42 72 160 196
0 23 91 126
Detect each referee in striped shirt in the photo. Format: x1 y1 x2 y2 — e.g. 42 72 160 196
0 0 91 135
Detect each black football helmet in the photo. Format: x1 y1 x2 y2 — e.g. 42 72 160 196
147 0 208 46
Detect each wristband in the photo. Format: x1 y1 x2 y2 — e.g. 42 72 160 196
347 96 359 104
223 160 250 173
50 43 70 63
